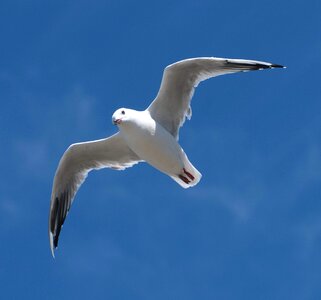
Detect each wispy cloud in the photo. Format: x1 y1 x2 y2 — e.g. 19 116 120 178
186 107 321 227
189 183 264 222
61 86 97 131
296 217 321 260
0 197 23 230
12 138 50 178
293 138 321 191
62 236 124 276
8 84 100 176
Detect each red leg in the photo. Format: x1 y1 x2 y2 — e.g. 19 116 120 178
183 168 195 181
179 174 190 184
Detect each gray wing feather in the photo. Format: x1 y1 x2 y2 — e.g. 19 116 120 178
147 57 284 139
49 132 141 257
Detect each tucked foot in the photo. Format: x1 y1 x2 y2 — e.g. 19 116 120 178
178 168 196 184
179 174 191 184
183 168 195 181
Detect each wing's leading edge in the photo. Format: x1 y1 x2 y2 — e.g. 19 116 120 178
49 133 141 257
148 57 284 139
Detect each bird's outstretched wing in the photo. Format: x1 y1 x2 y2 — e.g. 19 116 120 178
147 57 284 139
49 132 141 257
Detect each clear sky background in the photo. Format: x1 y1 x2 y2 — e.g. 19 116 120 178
1 0 321 299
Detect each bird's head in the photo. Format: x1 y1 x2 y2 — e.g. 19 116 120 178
112 108 130 125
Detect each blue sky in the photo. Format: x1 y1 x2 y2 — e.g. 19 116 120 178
1 0 321 299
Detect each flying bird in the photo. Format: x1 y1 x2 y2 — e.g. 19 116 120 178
49 57 284 257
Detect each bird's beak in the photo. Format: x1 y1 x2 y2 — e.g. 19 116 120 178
112 118 122 125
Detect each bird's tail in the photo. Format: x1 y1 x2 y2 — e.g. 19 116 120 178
170 154 202 188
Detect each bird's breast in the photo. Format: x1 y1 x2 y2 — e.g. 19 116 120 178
119 118 184 174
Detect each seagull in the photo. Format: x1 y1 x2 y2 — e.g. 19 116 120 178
49 57 284 257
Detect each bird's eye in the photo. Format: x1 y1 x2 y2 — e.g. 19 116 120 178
121 110 125 115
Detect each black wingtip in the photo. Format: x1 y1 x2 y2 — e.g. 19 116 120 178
49 229 59 258
49 196 63 257
270 63 285 69
53 234 59 248
256 63 285 70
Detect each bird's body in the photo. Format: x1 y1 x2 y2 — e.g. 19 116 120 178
119 111 183 175
49 56 285 256
115 109 201 187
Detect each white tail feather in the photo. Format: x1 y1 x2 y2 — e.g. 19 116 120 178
170 156 202 188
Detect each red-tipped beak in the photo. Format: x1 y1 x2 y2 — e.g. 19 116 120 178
113 118 122 125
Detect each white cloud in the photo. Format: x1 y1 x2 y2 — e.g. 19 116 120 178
62 236 124 276
189 182 264 223
9 85 101 179
293 140 321 191
0 197 23 229
12 138 50 178
62 86 97 130
296 218 321 260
